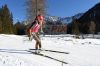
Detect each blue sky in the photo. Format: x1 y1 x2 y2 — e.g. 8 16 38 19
0 0 100 22
47 0 100 17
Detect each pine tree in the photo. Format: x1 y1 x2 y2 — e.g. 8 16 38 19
72 19 80 38
0 7 3 33
9 13 14 34
14 22 26 35
0 17 1 33
0 15 2 33
89 21 96 38
1 4 14 34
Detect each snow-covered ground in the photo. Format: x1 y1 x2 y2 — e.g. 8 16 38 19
0 34 100 66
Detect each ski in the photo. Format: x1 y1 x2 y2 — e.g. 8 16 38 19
28 50 68 64
29 49 69 54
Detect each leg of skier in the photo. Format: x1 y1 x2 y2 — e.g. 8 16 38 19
36 33 41 49
32 33 41 53
29 29 32 41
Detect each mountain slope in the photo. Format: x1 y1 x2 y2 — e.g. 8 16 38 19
78 3 100 33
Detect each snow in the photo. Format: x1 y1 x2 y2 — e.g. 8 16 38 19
0 34 100 66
